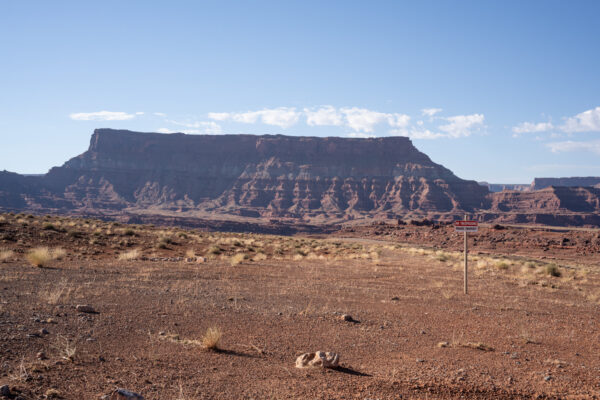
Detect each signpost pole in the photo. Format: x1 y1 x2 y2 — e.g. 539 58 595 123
464 214 468 295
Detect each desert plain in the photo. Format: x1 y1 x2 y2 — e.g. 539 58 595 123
1 213 600 399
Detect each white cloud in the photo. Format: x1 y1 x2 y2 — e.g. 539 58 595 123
304 106 343 126
135 112 144 115
69 111 137 121
562 106 600 133
547 140 600 155
512 121 554 134
347 132 376 138
207 112 230 121
421 108 442 117
340 107 410 133
438 113 485 138
208 107 301 128
153 112 167 117
160 120 222 134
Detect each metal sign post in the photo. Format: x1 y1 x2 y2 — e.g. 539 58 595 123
454 217 478 295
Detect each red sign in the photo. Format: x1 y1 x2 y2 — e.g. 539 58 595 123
455 221 478 227
455 220 478 232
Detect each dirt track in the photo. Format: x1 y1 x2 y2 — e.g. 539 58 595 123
1 215 600 399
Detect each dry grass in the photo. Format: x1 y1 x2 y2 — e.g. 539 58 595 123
52 335 76 362
0 249 14 262
201 327 222 350
230 253 246 266
26 247 53 267
118 248 140 261
25 247 67 267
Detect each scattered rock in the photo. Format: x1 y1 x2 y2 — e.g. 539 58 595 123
0 385 10 397
37 351 47 360
40 328 49 335
544 375 552 381
416 358 424 363
340 314 356 322
295 351 339 369
390 296 400 301
437 341 449 348
76 305 97 314
109 389 145 400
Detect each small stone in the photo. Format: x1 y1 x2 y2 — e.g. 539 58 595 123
37 351 47 360
416 358 424 363
76 304 97 313
40 328 49 335
543 375 552 381
340 314 354 322
0 385 10 396
158 331 166 336
437 341 449 348
295 351 339 369
391 296 400 301
27 333 40 338
109 389 144 400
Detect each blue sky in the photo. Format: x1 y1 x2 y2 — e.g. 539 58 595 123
1 1 599 183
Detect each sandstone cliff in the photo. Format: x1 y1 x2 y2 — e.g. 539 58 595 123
1 129 599 228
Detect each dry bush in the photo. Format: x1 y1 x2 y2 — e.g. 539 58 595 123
201 327 221 350
0 249 14 262
185 248 196 258
230 253 246 266
26 247 53 267
253 252 267 261
545 263 561 277
118 249 140 260
52 248 66 260
52 335 76 362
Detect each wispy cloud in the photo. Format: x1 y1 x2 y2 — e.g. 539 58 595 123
161 120 222 134
438 113 485 138
304 106 343 127
512 106 600 138
209 105 411 134
69 111 137 121
340 107 410 133
421 108 442 117
208 107 301 128
546 139 600 155
512 121 554 134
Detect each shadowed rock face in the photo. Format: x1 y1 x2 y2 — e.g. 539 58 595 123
0 129 490 220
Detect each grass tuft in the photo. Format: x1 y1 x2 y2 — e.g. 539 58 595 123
201 327 222 350
26 247 52 267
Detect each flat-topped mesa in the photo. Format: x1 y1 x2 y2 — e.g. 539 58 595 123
35 129 489 218
531 177 600 191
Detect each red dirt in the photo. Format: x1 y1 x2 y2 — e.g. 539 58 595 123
1 214 599 399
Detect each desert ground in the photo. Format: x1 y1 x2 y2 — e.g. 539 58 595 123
1 213 599 399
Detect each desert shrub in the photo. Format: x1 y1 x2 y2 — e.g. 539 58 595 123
123 228 136 236
118 249 140 260
230 253 246 266
207 246 222 255
42 223 58 231
68 230 83 238
495 261 510 270
0 249 14 262
545 263 561 277
52 248 66 260
26 247 52 267
185 249 196 258
201 327 221 350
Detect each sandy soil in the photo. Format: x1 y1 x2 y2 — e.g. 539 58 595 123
1 214 599 399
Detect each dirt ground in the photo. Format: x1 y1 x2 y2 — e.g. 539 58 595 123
1 214 600 399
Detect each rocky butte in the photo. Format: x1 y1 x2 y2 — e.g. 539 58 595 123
1 128 599 229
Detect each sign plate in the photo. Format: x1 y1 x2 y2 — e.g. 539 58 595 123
455 220 478 232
